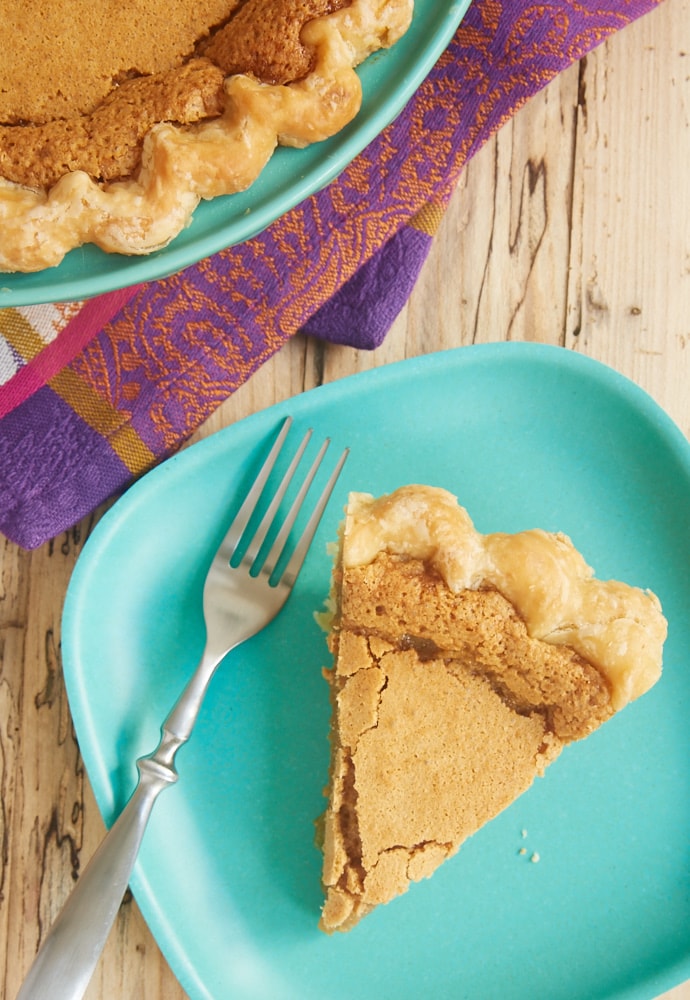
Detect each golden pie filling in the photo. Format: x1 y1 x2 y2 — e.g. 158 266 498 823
0 0 413 272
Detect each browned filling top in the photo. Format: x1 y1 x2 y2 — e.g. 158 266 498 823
0 0 347 189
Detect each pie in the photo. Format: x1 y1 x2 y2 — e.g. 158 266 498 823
0 0 413 272
318 485 667 933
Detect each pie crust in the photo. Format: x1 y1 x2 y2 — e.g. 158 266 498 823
318 486 666 932
0 0 413 273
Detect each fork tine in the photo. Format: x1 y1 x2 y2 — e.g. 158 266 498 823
217 416 293 563
242 427 313 566
261 436 330 578
270 443 349 586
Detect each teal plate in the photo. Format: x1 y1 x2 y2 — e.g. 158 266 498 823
62 344 690 1000
0 0 472 307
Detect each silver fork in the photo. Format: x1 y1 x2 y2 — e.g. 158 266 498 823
18 416 348 1000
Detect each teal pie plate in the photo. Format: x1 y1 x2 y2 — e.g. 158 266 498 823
62 343 690 1000
0 0 472 307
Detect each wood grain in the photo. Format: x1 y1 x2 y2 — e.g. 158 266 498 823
2 1 689 997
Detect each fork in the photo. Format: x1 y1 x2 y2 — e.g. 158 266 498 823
17 416 348 1000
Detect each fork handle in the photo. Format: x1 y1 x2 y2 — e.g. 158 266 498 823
16 739 180 1000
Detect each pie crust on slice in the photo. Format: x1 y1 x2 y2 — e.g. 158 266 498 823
0 0 413 272
318 485 667 933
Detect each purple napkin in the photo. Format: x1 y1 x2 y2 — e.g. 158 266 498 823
0 0 665 548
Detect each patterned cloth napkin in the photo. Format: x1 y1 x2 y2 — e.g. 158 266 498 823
0 0 664 548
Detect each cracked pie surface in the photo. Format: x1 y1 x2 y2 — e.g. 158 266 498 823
318 486 667 932
0 0 413 272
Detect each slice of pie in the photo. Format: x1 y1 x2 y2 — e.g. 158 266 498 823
318 485 666 933
0 0 413 272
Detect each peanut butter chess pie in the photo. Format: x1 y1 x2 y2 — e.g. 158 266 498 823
318 486 666 933
0 0 413 272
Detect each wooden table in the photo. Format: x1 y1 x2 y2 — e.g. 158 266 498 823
2 1 689 997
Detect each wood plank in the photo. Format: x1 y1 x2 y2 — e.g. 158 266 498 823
565 0 690 435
